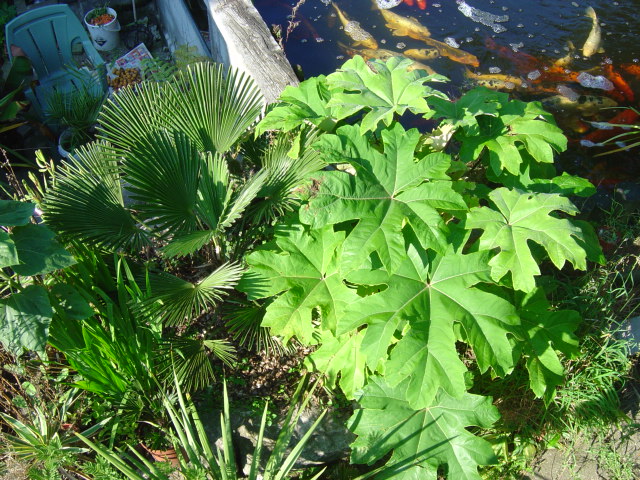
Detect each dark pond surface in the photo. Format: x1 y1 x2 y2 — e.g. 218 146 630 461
254 0 640 194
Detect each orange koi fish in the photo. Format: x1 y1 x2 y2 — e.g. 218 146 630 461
581 108 640 144
620 63 640 78
484 37 540 73
534 65 581 84
603 64 635 103
403 0 426 9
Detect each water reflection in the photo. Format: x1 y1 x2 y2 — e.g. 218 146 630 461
254 0 640 185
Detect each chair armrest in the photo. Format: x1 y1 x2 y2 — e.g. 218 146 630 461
80 40 108 92
81 40 105 68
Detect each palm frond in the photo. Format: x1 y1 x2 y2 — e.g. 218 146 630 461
43 142 149 251
219 169 268 230
97 81 175 153
44 67 106 132
224 299 296 356
171 62 264 153
124 131 202 236
195 151 231 232
161 230 217 258
139 263 244 326
155 337 236 392
98 63 263 156
250 129 326 223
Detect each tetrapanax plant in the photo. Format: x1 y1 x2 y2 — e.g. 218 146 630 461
239 55 604 479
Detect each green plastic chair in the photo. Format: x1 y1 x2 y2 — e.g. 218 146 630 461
5 4 106 117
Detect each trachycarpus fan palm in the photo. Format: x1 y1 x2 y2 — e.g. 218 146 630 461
44 62 323 261
42 62 325 354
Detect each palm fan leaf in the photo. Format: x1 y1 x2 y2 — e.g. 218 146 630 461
155 336 236 392
224 298 296 356
219 168 268 230
43 142 149 251
249 129 326 223
97 81 174 153
138 263 244 326
194 151 232 231
124 131 202 236
98 62 263 155
161 230 217 258
171 62 264 153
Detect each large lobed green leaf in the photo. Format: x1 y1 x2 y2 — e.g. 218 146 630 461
516 288 581 405
304 329 367 399
349 377 499 480
430 87 505 132
0 285 52 357
256 76 335 135
326 56 448 134
466 188 587 292
434 89 567 177
340 244 519 409
301 122 466 272
238 223 360 344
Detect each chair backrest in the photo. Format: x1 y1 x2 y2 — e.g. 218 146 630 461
6 5 92 80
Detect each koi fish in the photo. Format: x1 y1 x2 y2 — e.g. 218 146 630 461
581 108 640 144
603 64 635 103
620 63 640 78
484 37 540 72
464 69 523 90
403 48 440 60
542 94 617 116
582 7 603 57
338 42 437 74
333 3 378 50
375 2 478 66
378 6 431 39
420 36 479 67
553 41 576 69
403 0 426 8
534 65 582 84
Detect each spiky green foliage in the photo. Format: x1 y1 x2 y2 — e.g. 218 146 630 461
77 374 326 480
43 142 149 252
138 262 244 326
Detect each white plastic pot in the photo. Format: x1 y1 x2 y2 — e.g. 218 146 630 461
57 129 75 159
84 7 121 52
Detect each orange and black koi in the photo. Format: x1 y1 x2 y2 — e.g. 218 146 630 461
604 64 635 103
534 65 582 84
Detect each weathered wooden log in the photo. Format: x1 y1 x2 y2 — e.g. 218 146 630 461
207 0 299 104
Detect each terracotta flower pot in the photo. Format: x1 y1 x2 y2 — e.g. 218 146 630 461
140 442 180 467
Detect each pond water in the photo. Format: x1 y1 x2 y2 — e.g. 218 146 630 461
254 0 640 191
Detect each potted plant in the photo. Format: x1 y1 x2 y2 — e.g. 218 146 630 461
84 5 121 52
139 426 180 466
44 71 107 159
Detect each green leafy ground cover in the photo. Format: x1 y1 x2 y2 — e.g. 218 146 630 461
0 56 634 479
